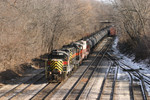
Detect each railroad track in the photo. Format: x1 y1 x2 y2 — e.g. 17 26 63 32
0 66 63 100
49 37 113 100
63 39 111 100
0 37 113 100
0 70 45 100
0 67 63 100
42 38 112 100
0 69 44 97
1 37 149 100
96 62 118 100
106 53 150 100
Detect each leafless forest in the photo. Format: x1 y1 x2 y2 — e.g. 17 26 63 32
0 0 112 77
0 0 150 81
112 0 150 61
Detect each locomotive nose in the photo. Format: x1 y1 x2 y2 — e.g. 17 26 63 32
48 59 64 73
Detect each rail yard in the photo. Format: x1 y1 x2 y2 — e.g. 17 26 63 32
1 0 150 99
0 27 150 100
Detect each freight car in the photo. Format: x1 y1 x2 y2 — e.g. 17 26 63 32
108 26 117 36
45 26 116 82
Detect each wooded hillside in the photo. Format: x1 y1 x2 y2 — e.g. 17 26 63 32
112 0 150 61
0 0 111 75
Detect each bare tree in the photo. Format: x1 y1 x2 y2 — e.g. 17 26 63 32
111 0 150 60
0 0 109 74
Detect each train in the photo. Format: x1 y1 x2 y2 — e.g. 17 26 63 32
45 26 116 82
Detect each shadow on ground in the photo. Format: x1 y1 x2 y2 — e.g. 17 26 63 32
32 53 49 68
0 53 50 85
0 50 101 85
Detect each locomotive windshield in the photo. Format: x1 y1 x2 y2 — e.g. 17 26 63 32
48 52 68 60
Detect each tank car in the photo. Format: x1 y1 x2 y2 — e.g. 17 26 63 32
89 37 97 48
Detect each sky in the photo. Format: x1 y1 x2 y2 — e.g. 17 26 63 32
97 0 113 3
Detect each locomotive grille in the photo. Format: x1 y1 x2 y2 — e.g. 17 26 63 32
49 61 63 72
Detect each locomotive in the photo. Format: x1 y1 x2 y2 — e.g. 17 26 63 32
45 26 116 82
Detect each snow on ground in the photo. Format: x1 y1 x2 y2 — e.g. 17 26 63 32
111 37 150 96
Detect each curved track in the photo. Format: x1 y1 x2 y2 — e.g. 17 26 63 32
0 38 150 100
1 37 149 100
106 53 150 100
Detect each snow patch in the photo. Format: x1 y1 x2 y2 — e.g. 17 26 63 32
112 37 150 96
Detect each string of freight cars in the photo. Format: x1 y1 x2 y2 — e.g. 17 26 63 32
45 26 117 82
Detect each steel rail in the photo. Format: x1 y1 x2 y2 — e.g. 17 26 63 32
119 61 150 78
114 57 150 80
116 61 150 85
97 63 112 100
29 82 51 100
132 73 150 85
118 64 148 100
63 39 111 100
106 53 148 100
106 53 150 85
114 63 148 100
140 79 147 100
106 52 150 79
76 41 112 100
114 60 148 100
8 75 45 100
64 44 106 100
0 69 45 98
32 37 111 100
128 73 134 100
110 66 118 100
136 72 147 100
42 82 61 100
85 62 112 100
